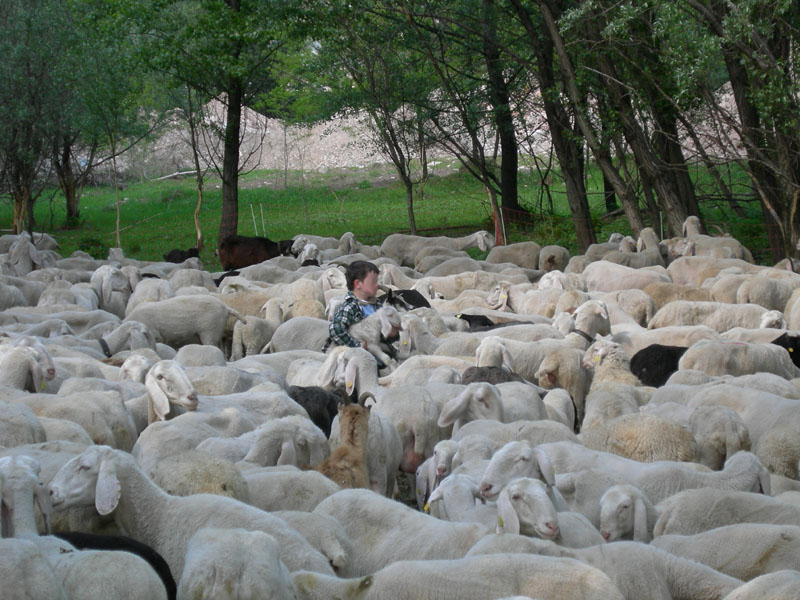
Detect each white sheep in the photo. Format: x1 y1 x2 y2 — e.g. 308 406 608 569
582 260 671 292
176 527 298 599
379 230 494 268
425 473 497 528
654 487 800 536
292 552 625 600
478 440 560 501
237 464 339 512
720 570 800 600
496 477 605 548
347 304 403 367
437 381 547 434
599 483 659 542
648 300 776 332
677 339 799 379
651 523 800 582
0 455 169 600
47 445 334 579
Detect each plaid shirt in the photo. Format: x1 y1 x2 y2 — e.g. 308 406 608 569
327 291 369 348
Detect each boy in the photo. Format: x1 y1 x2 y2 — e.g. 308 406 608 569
323 261 399 365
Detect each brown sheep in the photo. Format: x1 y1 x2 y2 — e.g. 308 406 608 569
315 394 371 489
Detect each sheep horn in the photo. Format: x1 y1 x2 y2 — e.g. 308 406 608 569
358 391 375 406
338 388 352 405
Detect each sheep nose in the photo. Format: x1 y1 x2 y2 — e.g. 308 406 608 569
46 368 56 379
545 522 558 533
186 393 199 409
601 530 611 541
436 467 446 476
49 487 63 505
480 483 494 498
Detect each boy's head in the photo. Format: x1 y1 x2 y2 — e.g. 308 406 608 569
346 260 380 298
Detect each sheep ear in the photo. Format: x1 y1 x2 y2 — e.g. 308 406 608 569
145 371 171 421
95 458 121 516
1 482 14 538
276 438 297 466
632 495 650 542
344 358 360 397
317 351 340 388
534 447 556 486
437 390 470 428
379 310 394 338
34 481 53 534
28 354 45 393
496 489 520 535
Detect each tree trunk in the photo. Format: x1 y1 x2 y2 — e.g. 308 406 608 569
53 136 79 223
603 172 617 213
218 84 243 247
403 176 417 235
482 0 523 219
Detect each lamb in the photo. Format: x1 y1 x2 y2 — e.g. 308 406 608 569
651 524 800 582
577 412 698 463
286 385 341 437
123 359 199 433
582 336 643 392
582 260 671 292
347 304 403 367
0 401 46 447
478 440 560 501
437 381 548 434
599 483 659 542
538 244 570 271
268 316 330 352
0 337 56 393
231 313 280 360
629 343 688 387
47 445 334 578
534 346 589 428
485 240 542 270
148 450 250 501
239 415 330 469
580 385 642 430
425 473 497 528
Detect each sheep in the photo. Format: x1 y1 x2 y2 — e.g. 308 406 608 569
147 450 250 501
610 323 721 357
125 276 174 316
0 401 46 447
580 385 643 430
292 552 626 600
230 298 283 360
379 230 494 268
577 412 698 463
237 465 340 512
217 234 288 270
478 440 560 501
425 473 497 528
599 483 659 542
286 385 341 437
496 477 605 548
0 538 69 599
736 274 800 311
630 343 688 387
654 488 800 536
0 455 170 600
648 300 775 332
537 441 770 503
459 365 529 385
538 245 570 272
346 304 403 367
162 247 199 263
681 215 755 262
582 336 643 392
542 388 576 429
642 403 751 471
437 381 548 434
677 339 799 379
53 531 177 599
720 570 800 600
642 280 713 311
582 260 671 292
124 294 245 349
465 536 743 600
0 337 56 393
452 419 578 451
311 488 493 576
47 445 334 578
241 415 330 469
651 524 800 582
123 359 199 432
534 346 589 428
269 316 330 353
176 527 296 600
485 240 542 270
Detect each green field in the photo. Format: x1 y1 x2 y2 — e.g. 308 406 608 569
1 159 768 272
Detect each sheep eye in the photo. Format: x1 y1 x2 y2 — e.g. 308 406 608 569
511 494 521 500
156 374 163 380
79 464 90 471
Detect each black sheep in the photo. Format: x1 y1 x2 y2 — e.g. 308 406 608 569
287 385 343 437
162 247 199 263
55 531 177 600
630 344 688 388
213 269 241 287
771 332 800 368
378 288 431 310
455 313 496 329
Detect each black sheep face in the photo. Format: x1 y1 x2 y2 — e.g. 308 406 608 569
772 333 800 368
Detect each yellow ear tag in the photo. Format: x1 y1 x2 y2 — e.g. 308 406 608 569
346 381 353 392
790 348 794 352
497 515 504 527
402 340 407 346
500 294 507 300
594 355 600 362
423 502 430 512
41 380 46 391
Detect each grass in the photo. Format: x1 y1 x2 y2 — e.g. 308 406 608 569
0 158 769 272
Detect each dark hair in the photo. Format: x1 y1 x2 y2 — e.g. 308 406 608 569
346 260 379 291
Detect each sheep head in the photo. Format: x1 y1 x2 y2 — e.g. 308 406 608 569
599 484 649 543
48 445 122 516
480 441 556 500
144 359 199 422
497 477 559 539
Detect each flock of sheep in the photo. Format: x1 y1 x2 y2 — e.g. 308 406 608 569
2 217 800 599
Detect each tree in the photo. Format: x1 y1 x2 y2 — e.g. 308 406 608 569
124 0 296 247
0 0 72 233
308 1 439 234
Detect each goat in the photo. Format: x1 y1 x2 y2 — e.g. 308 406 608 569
314 392 371 489
217 235 291 270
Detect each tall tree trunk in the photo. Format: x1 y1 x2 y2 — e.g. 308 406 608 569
403 176 417 235
53 136 79 223
482 0 523 219
218 84 242 246
511 0 594 250
603 172 617 213
535 0 644 236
